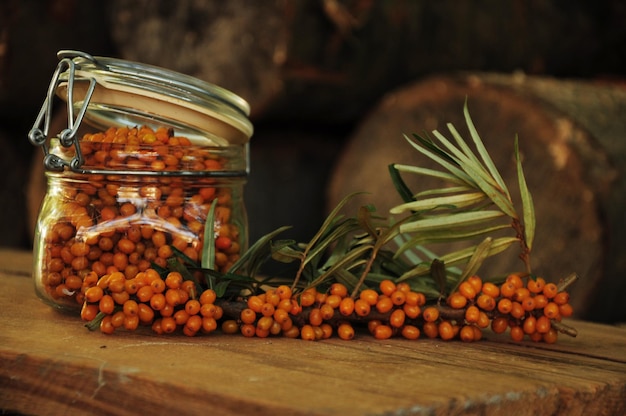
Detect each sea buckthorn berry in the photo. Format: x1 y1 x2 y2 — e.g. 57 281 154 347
84 286 104 303
465 305 480 323
423 322 439 338
396 282 411 293
405 291 420 306
467 275 483 293
543 328 559 344
136 285 154 303
359 289 379 306
240 308 257 325
283 325 300 339
110 311 126 328
458 281 477 300
510 302 526 319
160 316 177 334
165 272 183 290
513 287 531 303
491 316 508 334
100 315 115 335
423 306 440 322
543 283 558 299
124 314 140 331
389 309 406 328
221 319 239 335
186 315 203 334
165 288 182 306
275 285 293 300
481 282 500 298
497 298 513 314
379 280 397 297
521 296 536 312
536 316 551 333
299 289 317 307
447 293 467 309
403 303 421 319
185 299 201 316
150 293 166 311
529 331 543 342
124 278 138 295
375 296 394 314
300 325 316 341
273 308 290 325
476 311 490 329
460 325 475 342
523 316 537 335
81 303 99 322
374 324 394 340
472 326 483 341
559 303 574 318
476 294 496 311
199 289 217 305
320 323 333 339
510 325 524 342
137 303 155 324
256 316 274 332
390 290 406 306
160 303 174 318
123 299 139 316
325 294 342 309
240 323 256 337
312 326 324 341
438 321 455 341
534 294 548 309
309 308 323 326
543 302 560 320
339 297 355 316
500 281 516 299
354 299 371 317
261 302 276 317
270 320 283 336
401 325 420 340
247 295 264 313
112 290 130 305
553 291 570 306
527 276 546 293
99 294 115 315
367 319 382 335
320 304 335 320
506 273 524 289
338 323 355 340
265 290 281 307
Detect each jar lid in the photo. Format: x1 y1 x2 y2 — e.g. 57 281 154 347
55 50 253 145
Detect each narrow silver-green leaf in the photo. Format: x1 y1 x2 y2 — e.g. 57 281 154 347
201 199 218 270
515 136 536 250
463 100 511 197
457 237 494 284
399 210 505 233
390 192 487 214
393 163 469 187
437 236 519 268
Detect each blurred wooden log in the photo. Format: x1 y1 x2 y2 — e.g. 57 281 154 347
327 73 626 323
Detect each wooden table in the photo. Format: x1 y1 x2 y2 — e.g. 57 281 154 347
1 249 625 416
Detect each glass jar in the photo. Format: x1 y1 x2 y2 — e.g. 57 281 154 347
29 51 253 312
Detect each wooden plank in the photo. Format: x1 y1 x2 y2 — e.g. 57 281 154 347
1 253 625 416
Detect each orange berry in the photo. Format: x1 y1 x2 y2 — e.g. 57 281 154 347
375 296 394 314
460 325 475 342
510 325 524 342
320 323 333 339
447 293 467 309
123 299 139 316
458 281 477 300
553 291 570 306
467 275 483 293
173 310 190 326
367 319 382 335
299 288 317 307
510 301 526 319
497 298 513 314
80 303 99 322
543 328 558 344
110 311 126 328
240 308 257 325
559 303 574 318
256 316 274 332
403 303 421 319
423 306 440 322
513 287 531 303
149 293 166 311
300 325 316 341
240 323 256 337
339 297 355 316
354 299 371 317
84 286 104 303
99 315 115 334
275 285 293 300
543 283 558 299
401 325 420 340
325 294 342 309
137 303 154 324
221 319 239 334
534 294 549 309
164 272 183 290
404 291 420 306
500 281 516 298
136 285 154 303
308 308 323 326
438 321 455 340
506 273 524 289
389 309 406 328
124 314 140 331
476 294 496 311
481 282 500 298
396 282 411 293
527 277 546 293
374 324 393 340
199 289 217 305
423 322 438 338
543 302 560 319
359 289 379 306
472 326 483 341
521 296 536 312
390 290 406 306
523 316 537 335
328 283 347 298
185 299 201 316
99 294 115 315
491 316 508 334
161 316 177 334
337 323 355 340
379 280 397 297
273 308 290 325
320 303 335 320
261 302 276 317
476 311 490 329
536 316 551 333
247 295 264 313
465 305 480 323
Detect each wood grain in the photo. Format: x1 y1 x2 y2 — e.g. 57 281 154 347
1 250 625 416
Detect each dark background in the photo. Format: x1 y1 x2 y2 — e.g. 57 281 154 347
1 1 625 293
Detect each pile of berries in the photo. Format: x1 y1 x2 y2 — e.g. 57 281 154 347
81 265 574 344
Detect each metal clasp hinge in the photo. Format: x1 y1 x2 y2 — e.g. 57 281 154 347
28 51 97 172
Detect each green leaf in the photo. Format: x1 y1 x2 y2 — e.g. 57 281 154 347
270 240 302 263
463 99 511 198
388 164 416 203
201 199 218 270
399 210 505 234
393 163 469 187
229 225 292 275
390 192 487 214
515 136 535 250
457 237 494 284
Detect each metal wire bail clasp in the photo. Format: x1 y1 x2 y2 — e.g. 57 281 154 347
28 51 97 171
